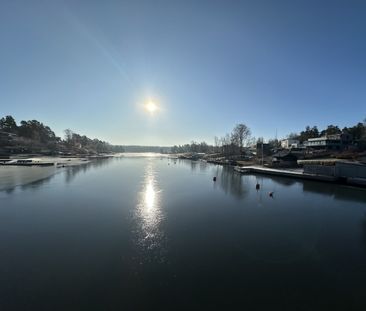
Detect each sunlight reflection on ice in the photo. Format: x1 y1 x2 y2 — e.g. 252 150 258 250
135 160 166 261
144 180 155 210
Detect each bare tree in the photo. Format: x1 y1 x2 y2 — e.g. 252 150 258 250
64 129 74 145
221 134 231 155
214 136 220 152
248 136 256 147
232 123 251 153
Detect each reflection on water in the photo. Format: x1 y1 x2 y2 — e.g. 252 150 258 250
1 173 58 195
19 173 58 192
179 159 366 204
0 158 113 193
187 159 210 172
183 160 253 199
60 159 113 186
181 159 249 199
269 176 297 187
64 158 113 184
134 160 166 261
302 179 366 203
362 214 366 249
1 156 366 310
0 166 57 193
218 166 249 199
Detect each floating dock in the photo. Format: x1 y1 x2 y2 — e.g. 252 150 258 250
234 165 366 187
234 166 338 182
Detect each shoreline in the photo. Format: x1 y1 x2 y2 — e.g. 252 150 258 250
176 155 366 188
0 155 115 191
233 165 366 188
2 155 366 191
0 154 116 167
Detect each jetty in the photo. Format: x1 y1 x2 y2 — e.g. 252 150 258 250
234 166 336 181
234 163 366 187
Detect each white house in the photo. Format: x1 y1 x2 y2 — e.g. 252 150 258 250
306 133 352 150
281 139 300 149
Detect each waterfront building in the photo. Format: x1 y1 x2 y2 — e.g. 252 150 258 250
281 139 300 149
306 133 352 150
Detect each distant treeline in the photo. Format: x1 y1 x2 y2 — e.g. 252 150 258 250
123 145 171 153
0 115 124 155
171 123 252 155
171 141 214 154
172 119 366 154
286 120 366 144
254 120 366 150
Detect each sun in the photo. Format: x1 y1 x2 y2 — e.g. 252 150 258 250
145 100 159 113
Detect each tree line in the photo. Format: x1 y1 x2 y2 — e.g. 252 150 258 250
171 123 252 155
171 141 213 154
0 115 124 154
286 119 366 143
171 119 366 155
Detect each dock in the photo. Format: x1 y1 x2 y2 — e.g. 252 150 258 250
0 160 55 166
234 166 338 182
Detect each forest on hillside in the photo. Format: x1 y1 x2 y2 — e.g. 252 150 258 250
0 115 124 155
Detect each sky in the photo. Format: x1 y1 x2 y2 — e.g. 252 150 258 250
1 0 365 146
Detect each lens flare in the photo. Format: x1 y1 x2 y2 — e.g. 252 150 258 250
145 101 158 113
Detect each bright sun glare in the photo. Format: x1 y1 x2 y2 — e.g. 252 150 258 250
145 101 158 113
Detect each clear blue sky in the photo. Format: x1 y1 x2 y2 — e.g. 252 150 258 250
1 0 365 145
